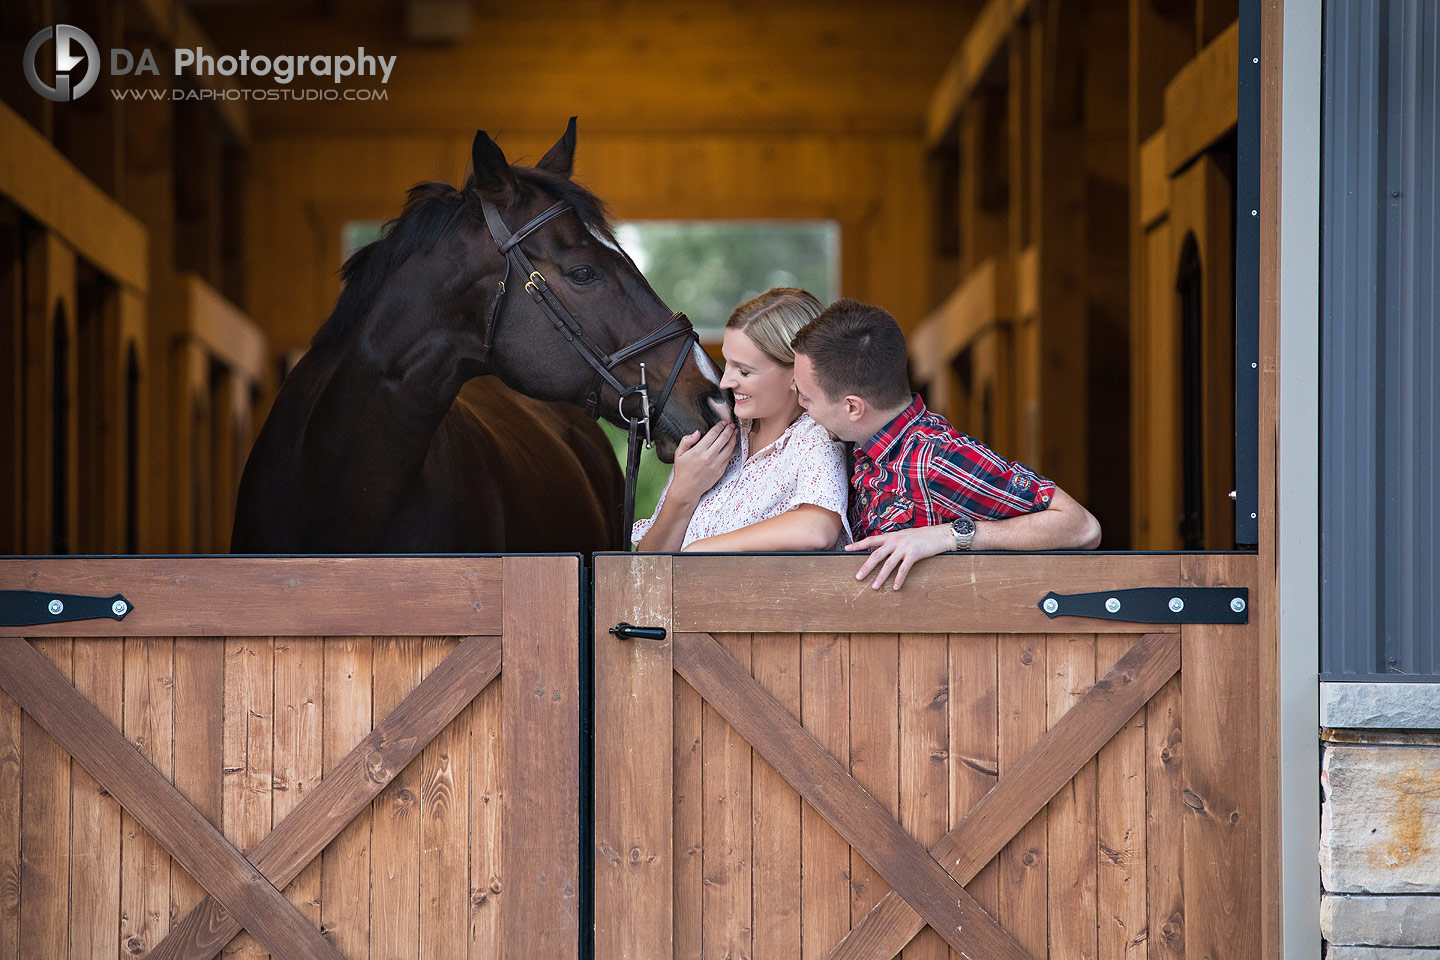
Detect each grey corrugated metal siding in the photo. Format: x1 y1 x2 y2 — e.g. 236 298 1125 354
1322 0 1440 678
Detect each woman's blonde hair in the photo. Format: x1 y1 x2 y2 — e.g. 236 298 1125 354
726 287 824 367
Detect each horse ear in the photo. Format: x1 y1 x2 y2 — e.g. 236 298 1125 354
535 117 578 178
470 129 517 196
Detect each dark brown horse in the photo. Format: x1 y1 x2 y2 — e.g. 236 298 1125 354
232 121 728 553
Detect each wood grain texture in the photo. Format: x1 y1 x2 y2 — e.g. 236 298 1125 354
801 634 852 960
172 638 226 921
898 633 949 960
469 657 504 957
0 638 344 960
949 634 1001 924
675 631 1030 960
829 632 1181 959
18 640 69 960
1096 633 1147 960
849 633 900 929
998 635 1050 959
593 554 674 960
0 682 19 960
502 555 581 960
320 638 374 959
68 639 122 960
672 555 1182 633
751 633 802 960
421 637 468 960
151 635 500 960
1181 555 1261 960
1147 674 1185 960
1045 635 1098 960
372 636 424 960
222 637 272 960
0 557 502 637
703 633 754 959
674 673 704 960
273 637 324 929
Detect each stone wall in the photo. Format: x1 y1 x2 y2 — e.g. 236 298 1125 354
1320 683 1440 958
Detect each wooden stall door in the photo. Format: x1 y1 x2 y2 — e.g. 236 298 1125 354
0 556 580 960
594 552 1262 960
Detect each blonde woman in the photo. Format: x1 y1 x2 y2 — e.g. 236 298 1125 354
632 288 852 552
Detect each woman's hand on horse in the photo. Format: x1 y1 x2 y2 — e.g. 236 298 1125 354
671 421 736 501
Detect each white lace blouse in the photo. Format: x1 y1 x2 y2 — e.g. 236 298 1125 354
631 412 853 550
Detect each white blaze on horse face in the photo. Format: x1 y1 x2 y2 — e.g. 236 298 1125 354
586 224 629 258
691 342 720 384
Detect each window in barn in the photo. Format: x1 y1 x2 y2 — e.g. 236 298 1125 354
342 221 386 262
613 221 840 343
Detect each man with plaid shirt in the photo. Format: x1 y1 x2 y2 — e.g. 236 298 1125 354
792 299 1101 590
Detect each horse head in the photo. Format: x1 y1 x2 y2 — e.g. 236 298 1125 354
460 119 731 459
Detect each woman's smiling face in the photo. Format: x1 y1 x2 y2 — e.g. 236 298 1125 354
718 327 799 422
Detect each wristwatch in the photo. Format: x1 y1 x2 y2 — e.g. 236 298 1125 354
950 515 975 551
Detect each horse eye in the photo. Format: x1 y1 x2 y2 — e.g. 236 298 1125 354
567 265 597 284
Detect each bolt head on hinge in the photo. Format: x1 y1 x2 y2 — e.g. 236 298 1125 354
48 599 63 615
1104 597 1122 614
112 599 128 617
1042 597 1059 615
1168 597 1185 613
1231 597 1247 613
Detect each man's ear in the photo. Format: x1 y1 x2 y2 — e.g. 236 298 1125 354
846 395 868 423
470 129 517 197
536 117 578 178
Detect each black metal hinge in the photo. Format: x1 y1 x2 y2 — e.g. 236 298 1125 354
1038 587 1248 624
0 590 134 627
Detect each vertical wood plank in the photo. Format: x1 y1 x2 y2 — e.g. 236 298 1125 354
274 637 324 928
421 637 468 960
801 632 850 960
172 639 225 922
121 638 173 959
222 638 272 960
1147 674 1185 960
594 554 673 960
1046 634 1098 960
0 682 19 960
703 633 754 959
371 637 423 960
69 639 122 960
949 631 1000 942
997 634 1048 958
674 672 704 960
751 633 801 960
1097 634 1148 960
502 555 580 960
19 639 70 960
899 633 949 960
1182 556 1261 960
468 667 503 957
320 638 373 957
849 634 900 926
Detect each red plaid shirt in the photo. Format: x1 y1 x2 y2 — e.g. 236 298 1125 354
851 395 1054 539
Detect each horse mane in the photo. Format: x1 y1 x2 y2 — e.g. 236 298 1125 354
311 165 613 348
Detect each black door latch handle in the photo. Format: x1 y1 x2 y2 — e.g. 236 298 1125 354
610 622 667 641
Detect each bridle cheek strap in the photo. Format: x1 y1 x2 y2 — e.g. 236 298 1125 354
479 196 703 540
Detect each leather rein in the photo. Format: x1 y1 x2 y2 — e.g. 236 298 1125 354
479 197 699 543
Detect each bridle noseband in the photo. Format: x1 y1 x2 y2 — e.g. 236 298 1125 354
479 197 701 541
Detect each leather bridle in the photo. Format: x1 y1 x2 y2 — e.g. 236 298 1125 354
479 197 701 542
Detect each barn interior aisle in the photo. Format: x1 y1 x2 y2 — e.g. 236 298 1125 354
3 0 1243 555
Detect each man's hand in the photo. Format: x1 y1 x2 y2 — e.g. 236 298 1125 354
844 524 954 591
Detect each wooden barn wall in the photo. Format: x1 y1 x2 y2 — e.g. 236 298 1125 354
244 133 934 363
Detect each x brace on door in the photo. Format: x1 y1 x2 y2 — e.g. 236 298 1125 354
671 629 1181 960
0 634 502 960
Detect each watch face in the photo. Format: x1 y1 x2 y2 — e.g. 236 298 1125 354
952 516 975 535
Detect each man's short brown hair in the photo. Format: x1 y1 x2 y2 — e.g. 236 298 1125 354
791 298 911 408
